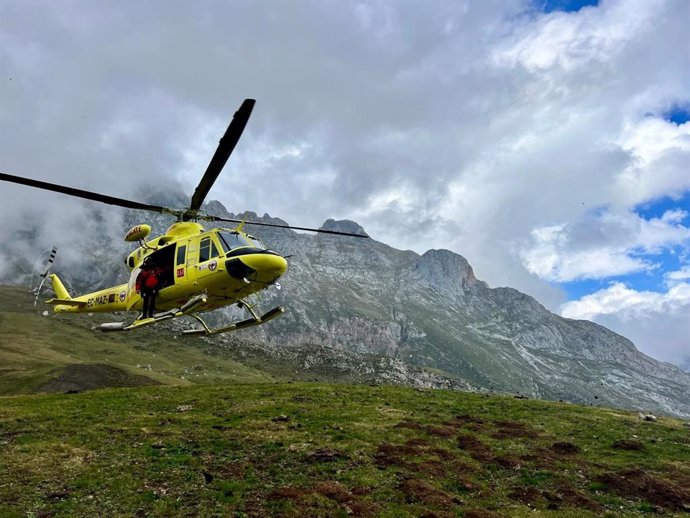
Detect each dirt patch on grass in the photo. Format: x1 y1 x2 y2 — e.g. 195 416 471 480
611 439 644 451
417 512 455 518
493 455 521 469
375 443 418 469
551 441 581 455
426 425 457 438
406 438 434 448
347 501 381 517
417 459 449 477
374 443 419 469
36 363 160 393
400 478 460 507
491 420 538 439
519 448 561 470
452 414 485 425
430 447 459 462
395 420 426 431
305 448 348 463
596 468 690 512
375 440 471 483
464 511 504 518
508 486 540 505
269 481 379 517
376 441 442 468
314 481 351 503
206 459 248 480
542 487 604 512
511 482 603 513
456 434 493 463
395 420 458 439
665 467 690 489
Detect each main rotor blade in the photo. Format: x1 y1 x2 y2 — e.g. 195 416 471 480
190 99 256 211
203 215 369 238
0 172 174 215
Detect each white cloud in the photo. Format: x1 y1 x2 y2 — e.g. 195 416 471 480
494 0 660 72
612 117 690 206
561 281 690 320
560 281 690 365
520 209 690 282
666 265 690 286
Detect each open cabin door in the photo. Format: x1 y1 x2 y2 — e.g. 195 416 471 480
124 244 177 311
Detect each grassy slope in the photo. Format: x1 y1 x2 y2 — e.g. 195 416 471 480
1 383 689 517
0 286 272 395
2 286 689 516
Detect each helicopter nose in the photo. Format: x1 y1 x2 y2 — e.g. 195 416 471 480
225 253 288 282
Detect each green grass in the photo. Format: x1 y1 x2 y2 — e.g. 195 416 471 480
2 286 689 516
1 383 689 517
0 286 272 395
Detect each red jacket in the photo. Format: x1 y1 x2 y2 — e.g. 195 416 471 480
136 268 160 292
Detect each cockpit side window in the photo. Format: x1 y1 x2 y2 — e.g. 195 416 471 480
247 235 265 249
218 231 258 252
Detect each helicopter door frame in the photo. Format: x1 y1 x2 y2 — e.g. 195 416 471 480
146 245 176 291
124 244 176 310
174 239 190 284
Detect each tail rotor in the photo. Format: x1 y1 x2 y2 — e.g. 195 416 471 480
32 246 58 307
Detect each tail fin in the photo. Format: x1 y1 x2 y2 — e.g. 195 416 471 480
50 274 71 300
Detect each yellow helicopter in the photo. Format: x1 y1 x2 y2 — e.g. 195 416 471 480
0 99 367 336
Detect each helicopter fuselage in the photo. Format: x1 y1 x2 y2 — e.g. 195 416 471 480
49 221 287 315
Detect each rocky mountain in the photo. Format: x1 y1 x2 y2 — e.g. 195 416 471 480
212 209 690 418
4 198 690 417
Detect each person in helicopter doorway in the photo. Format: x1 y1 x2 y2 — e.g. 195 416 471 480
136 257 161 319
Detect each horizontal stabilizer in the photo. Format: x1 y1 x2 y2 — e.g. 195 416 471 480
46 298 87 307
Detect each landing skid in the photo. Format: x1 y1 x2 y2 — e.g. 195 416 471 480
181 301 284 336
98 295 283 336
99 294 208 332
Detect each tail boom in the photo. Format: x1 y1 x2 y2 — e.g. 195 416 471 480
47 274 129 313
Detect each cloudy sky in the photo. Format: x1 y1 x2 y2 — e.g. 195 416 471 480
1 0 688 368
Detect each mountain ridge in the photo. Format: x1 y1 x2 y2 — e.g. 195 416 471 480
214 210 690 418
2 198 689 417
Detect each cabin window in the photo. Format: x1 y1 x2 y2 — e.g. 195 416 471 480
199 237 220 263
176 245 186 266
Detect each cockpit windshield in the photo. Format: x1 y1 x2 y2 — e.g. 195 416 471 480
250 237 265 249
217 231 265 252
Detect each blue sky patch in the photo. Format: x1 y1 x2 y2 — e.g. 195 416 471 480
634 191 690 221
561 278 610 300
560 195 690 301
663 106 690 125
561 265 672 300
538 0 599 13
